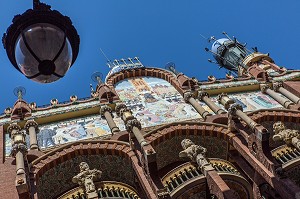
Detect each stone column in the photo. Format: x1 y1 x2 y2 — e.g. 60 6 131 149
217 93 235 110
198 91 226 114
116 104 147 147
100 105 120 135
24 120 39 150
7 124 29 193
184 92 211 119
273 82 300 104
260 84 294 109
228 103 259 131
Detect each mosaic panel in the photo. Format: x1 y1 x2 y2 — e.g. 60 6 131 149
5 114 125 156
115 77 200 127
210 91 283 112
199 79 258 90
154 135 228 170
37 154 134 199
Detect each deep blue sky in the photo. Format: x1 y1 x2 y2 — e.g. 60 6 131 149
0 0 299 111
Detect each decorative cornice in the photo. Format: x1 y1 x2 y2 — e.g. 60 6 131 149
260 84 270 93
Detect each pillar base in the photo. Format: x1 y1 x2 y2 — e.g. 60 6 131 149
15 174 28 194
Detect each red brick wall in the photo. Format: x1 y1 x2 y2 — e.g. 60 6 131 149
284 81 300 97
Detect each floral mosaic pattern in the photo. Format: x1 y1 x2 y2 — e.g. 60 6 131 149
154 135 228 170
37 154 134 199
115 77 200 128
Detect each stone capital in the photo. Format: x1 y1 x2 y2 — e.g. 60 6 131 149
115 103 130 116
228 103 243 116
11 143 28 157
273 82 284 92
7 123 21 136
217 93 228 102
24 120 38 133
260 84 270 93
198 91 209 101
125 118 142 132
99 105 112 118
183 92 193 102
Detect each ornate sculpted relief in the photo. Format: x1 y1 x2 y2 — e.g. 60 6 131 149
154 135 227 170
273 122 300 149
261 121 300 148
37 155 134 199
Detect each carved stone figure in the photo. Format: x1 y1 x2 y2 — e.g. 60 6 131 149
179 139 210 170
72 162 102 197
273 122 300 149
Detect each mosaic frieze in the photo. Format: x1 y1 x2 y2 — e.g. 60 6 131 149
115 77 200 127
5 114 125 156
31 100 100 117
273 72 300 81
154 135 227 170
209 91 283 113
37 154 134 199
199 79 258 90
261 121 300 148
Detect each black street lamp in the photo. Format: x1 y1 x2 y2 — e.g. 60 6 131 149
2 0 80 83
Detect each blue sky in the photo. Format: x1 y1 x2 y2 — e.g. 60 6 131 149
0 0 299 111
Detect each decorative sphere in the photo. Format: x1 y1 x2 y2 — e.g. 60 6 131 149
15 23 72 83
211 38 229 55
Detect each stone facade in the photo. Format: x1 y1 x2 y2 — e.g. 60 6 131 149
1 52 300 199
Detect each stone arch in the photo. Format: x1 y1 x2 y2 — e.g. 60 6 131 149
105 67 188 95
30 140 138 199
144 122 234 170
247 109 300 148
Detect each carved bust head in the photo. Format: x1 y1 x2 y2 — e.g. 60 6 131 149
181 139 194 149
79 162 89 172
273 122 285 135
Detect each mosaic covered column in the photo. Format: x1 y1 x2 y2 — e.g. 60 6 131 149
273 82 300 104
260 84 294 109
217 93 235 110
184 92 211 119
24 120 39 150
100 105 120 135
198 91 226 114
116 104 147 147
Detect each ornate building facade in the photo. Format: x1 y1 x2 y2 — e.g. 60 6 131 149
1 37 300 199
